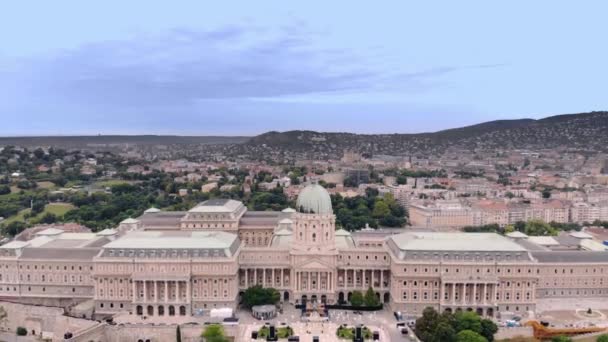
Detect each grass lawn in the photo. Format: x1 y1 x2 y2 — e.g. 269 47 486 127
1 203 75 225
94 179 132 188
36 181 56 189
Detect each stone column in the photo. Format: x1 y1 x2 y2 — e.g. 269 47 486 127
280 269 284 287
245 269 249 288
483 283 487 305
254 269 257 285
165 281 169 302
132 280 137 302
462 284 466 305
154 281 158 302
143 281 147 302
186 280 191 303
473 283 477 305
263 269 266 287
451 283 456 305
380 271 384 289
317 272 320 291
175 281 179 302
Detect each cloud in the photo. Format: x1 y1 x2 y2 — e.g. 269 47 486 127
2 25 383 109
2 24 507 111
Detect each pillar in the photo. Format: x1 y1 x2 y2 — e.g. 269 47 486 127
165 281 168 302
263 269 266 287
317 271 321 291
254 269 257 285
143 281 147 302
280 269 284 287
380 271 384 288
451 283 456 305
245 269 248 288
186 280 191 303
473 283 477 305
132 280 137 302
462 283 466 305
483 283 487 305
154 281 158 302
175 281 179 302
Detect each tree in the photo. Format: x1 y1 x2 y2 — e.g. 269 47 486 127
524 220 557 236
456 330 487 342
242 285 280 309
0 185 10 195
415 307 443 342
551 336 572 342
454 311 482 334
363 287 379 307
201 324 228 342
372 200 390 219
39 212 57 224
4 221 26 237
434 322 457 342
176 325 182 342
480 319 498 342
596 334 608 342
349 290 364 307
16 326 27 336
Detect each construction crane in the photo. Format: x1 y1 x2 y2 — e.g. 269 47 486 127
524 320 606 340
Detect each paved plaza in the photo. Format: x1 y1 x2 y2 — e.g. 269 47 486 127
237 304 417 341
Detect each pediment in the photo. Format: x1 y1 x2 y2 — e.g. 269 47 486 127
295 257 333 270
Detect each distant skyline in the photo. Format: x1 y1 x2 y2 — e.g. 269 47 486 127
1 1 607 136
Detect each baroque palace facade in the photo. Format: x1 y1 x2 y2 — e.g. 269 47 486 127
1 184 608 320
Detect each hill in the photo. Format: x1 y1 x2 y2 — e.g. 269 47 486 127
0 135 249 148
236 111 608 159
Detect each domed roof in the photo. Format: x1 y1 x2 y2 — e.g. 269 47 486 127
296 183 333 215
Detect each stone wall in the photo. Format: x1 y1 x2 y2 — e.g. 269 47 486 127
0 301 98 340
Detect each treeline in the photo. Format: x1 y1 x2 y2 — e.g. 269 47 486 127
462 220 583 236
332 189 407 231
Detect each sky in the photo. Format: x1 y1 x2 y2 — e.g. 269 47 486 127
1 1 607 136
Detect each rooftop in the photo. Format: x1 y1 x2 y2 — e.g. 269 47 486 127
390 232 527 252
102 231 239 250
188 199 244 213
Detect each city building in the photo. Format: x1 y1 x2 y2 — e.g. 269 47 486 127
1 184 608 320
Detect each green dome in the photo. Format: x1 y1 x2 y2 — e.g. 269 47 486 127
296 183 333 215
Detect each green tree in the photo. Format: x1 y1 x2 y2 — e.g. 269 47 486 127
0 185 10 195
480 319 498 342
201 324 228 342
454 311 482 334
363 287 379 307
38 212 57 224
434 322 457 342
551 336 572 342
372 200 390 218
349 290 364 307
16 326 27 336
242 285 280 309
597 335 608 342
456 330 487 342
415 307 443 342
524 219 557 236
4 221 26 237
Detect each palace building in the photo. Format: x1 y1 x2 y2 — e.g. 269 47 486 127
1 183 608 319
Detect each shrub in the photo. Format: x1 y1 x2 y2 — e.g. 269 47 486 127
16 326 27 336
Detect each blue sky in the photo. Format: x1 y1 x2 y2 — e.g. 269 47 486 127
1 1 606 136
